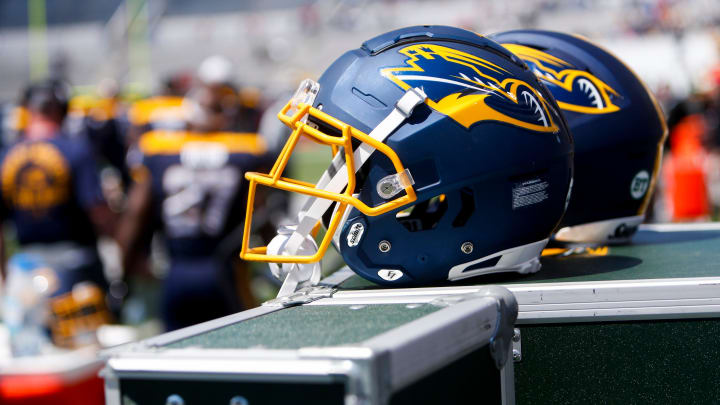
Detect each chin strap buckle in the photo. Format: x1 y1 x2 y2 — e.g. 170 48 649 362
267 225 322 297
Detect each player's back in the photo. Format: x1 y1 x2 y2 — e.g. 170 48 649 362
137 129 268 258
67 94 131 189
0 135 102 247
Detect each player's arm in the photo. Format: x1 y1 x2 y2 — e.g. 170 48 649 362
116 166 154 275
74 141 120 237
88 204 118 237
0 224 5 282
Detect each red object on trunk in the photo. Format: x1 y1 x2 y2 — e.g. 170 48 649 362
0 364 104 405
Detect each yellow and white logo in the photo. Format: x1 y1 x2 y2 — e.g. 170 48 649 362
1 142 70 214
381 43 559 132
502 43 621 115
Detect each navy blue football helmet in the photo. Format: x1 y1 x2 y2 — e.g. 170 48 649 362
491 30 667 244
241 26 573 292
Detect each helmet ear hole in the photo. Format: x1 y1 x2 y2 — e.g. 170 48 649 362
395 194 448 232
451 187 475 227
394 188 475 232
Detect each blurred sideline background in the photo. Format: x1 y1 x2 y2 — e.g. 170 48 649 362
1 0 719 317
0 0 718 313
1 0 719 103
2 0 720 218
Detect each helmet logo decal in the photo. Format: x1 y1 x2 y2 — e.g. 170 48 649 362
501 43 621 114
378 269 403 281
630 170 650 199
347 222 365 247
380 44 559 132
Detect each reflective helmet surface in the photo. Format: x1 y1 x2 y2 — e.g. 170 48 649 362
491 30 668 244
242 26 573 287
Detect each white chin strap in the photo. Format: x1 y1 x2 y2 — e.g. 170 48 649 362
269 87 427 297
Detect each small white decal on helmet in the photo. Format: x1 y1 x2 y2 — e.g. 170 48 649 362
347 222 365 247
378 269 403 281
630 170 650 200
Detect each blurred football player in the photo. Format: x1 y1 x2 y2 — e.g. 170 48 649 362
119 83 270 331
192 55 263 134
125 73 191 152
3 85 37 146
68 80 131 192
0 80 118 334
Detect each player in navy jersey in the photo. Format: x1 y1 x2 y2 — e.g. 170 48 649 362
66 83 132 195
0 80 117 310
119 83 270 330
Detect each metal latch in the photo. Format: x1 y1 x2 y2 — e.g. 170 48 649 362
512 328 522 362
263 285 336 307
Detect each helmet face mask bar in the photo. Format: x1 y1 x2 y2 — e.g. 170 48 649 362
241 79 424 294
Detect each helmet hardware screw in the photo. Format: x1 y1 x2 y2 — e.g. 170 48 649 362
378 181 398 199
513 349 522 362
378 240 391 253
461 242 473 254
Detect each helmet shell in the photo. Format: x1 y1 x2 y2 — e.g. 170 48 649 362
490 30 667 242
313 26 573 285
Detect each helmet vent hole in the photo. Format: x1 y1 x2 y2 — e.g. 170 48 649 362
452 187 475 227
309 118 343 140
396 194 447 232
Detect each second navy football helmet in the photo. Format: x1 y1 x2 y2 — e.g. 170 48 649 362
241 26 573 293
492 30 668 244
